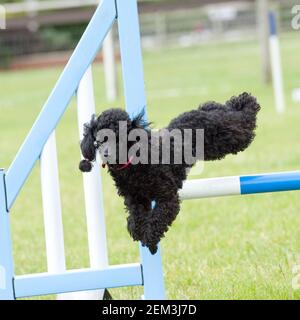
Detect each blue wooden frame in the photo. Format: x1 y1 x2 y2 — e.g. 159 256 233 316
116 0 165 300
0 170 14 299
14 264 142 298
0 0 165 300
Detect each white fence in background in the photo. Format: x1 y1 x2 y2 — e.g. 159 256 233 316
3 0 297 50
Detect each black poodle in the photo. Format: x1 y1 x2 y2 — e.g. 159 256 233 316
79 92 260 254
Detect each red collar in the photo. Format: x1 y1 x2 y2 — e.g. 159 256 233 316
117 155 134 170
102 156 134 170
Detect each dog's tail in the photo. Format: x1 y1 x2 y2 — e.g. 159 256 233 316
167 92 260 162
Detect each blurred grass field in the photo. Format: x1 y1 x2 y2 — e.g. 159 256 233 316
1 32 300 300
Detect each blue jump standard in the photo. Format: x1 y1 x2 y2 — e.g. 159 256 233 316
268 11 277 36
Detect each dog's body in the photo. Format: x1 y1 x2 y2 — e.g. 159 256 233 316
79 93 260 254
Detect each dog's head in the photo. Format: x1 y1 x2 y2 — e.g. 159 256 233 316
79 108 148 172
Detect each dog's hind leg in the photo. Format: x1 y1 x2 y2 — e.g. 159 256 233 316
167 92 260 162
201 93 260 161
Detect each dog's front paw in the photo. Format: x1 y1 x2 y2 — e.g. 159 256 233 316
148 244 158 255
141 242 158 255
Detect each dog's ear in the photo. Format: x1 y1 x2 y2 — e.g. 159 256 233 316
131 108 151 129
79 115 97 172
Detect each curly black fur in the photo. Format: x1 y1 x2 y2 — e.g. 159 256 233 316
79 93 260 254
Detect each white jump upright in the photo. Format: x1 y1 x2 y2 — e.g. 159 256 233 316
40 131 67 300
103 30 118 102
268 10 285 114
40 67 109 300
76 66 109 300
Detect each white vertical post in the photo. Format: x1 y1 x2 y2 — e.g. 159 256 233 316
40 131 67 299
75 66 109 300
269 11 285 114
25 0 39 32
257 0 271 84
103 29 118 102
41 67 109 300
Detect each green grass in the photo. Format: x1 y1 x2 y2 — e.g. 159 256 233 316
1 33 300 299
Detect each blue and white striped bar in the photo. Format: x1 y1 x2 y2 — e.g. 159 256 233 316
179 171 300 200
268 10 285 114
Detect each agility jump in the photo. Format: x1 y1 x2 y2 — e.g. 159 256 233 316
0 0 300 300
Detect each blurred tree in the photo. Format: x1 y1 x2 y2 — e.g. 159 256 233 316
0 0 21 3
